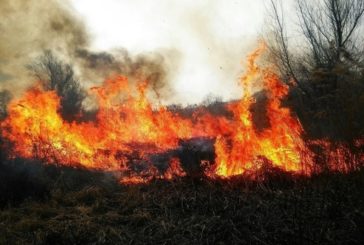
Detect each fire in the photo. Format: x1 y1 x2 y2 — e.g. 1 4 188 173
207 45 309 177
163 158 186 180
1 77 196 171
1 44 360 182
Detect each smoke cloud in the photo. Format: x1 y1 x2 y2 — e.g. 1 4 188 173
0 0 175 107
74 48 176 102
1 0 267 108
0 0 88 93
71 0 265 104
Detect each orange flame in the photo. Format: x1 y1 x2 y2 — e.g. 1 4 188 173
1 77 196 170
207 44 309 177
2 44 360 183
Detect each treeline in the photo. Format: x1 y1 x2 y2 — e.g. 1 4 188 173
266 0 364 141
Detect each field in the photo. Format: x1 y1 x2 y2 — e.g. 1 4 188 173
0 160 363 244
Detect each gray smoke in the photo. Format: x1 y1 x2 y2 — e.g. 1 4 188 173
0 0 174 117
74 48 171 100
0 0 88 93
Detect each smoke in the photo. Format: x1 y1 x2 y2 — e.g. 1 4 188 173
0 0 88 93
0 0 267 117
72 0 265 105
74 48 175 101
0 0 175 112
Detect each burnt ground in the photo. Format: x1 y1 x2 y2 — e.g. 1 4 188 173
0 160 363 245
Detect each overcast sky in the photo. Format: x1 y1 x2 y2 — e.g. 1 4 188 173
71 0 280 104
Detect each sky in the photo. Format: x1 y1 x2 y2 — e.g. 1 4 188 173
71 0 268 104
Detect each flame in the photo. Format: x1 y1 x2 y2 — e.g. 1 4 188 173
163 158 186 180
208 45 309 177
1 77 196 170
1 44 361 183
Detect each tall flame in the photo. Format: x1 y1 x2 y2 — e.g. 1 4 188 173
2 44 359 182
208 44 309 177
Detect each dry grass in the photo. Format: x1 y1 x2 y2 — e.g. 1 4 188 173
0 161 363 244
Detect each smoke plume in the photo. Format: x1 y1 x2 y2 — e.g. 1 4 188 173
0 0 88 91
0 0 173 116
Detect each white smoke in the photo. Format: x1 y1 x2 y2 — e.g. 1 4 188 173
72 0 266 105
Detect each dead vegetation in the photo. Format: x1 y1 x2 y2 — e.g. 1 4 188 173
0 160 363 244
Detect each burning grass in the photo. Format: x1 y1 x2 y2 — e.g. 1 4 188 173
0 45 316 182
0 44 363 244
0 160 363 244
1 44 363 186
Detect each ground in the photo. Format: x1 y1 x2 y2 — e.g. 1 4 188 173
0 161 363 244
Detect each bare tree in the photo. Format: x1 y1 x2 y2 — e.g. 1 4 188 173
267 0 296 80
28 51 85 121
266 0 313 95
266 0 364 141
297 0 364 69
0 90 12 120
267 0 364 76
